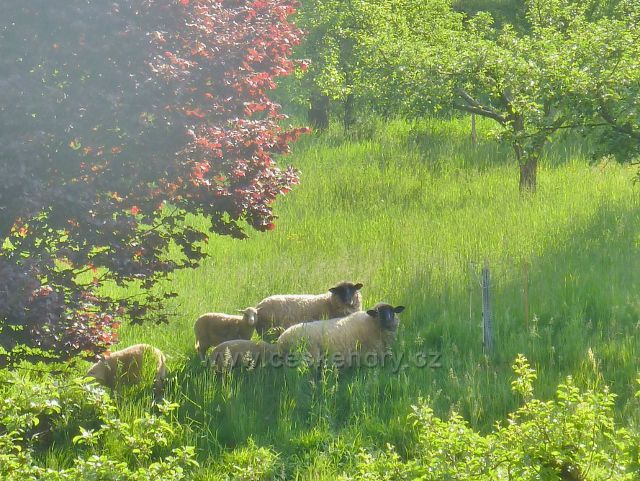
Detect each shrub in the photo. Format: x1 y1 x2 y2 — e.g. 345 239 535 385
0 368 197 480
342 355 638 481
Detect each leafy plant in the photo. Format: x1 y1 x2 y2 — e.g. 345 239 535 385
0 369 197 481
0 0 307 363
344 355 638 480
339 0 640 190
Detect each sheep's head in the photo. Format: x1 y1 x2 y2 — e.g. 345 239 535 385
366 303 405 331
239 307 258 326
86 354 113 386
329 281 363 308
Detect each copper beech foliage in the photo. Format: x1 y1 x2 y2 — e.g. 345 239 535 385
0 0 308 363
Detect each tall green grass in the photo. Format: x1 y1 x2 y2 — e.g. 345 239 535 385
95 116 640 478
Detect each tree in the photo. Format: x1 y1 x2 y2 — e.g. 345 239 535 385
0 0 307 363
290 0 393 130
562 0 640 162
366 0 640 191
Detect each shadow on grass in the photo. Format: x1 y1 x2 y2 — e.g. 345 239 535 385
401 197 640 430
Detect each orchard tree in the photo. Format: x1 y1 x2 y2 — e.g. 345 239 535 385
0 0 307 363
379 0 579 191
371 0 639 191
563 0 640 162
290 0 392 130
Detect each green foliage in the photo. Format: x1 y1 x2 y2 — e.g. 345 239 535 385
0 369 197 480
288 0 396 126
105 117 640 478
511 353 537 400
6 118 640 479
217 439 282 481
560 0 640 162
454 0 525 27
287 0 530 125
345 356 637 480
291 0 640 187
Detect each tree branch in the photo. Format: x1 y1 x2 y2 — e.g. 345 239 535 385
598 99 640 140
454 88 507 124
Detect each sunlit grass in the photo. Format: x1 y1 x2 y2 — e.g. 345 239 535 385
92 115 640 477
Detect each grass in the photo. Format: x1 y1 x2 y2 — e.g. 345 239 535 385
80 115 640 477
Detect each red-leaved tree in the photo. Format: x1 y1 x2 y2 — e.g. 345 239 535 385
0 0 307 363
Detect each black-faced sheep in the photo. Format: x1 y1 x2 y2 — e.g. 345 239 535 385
86 343 167 398
209 339 279 372
194 307 258 360
276 302 405 367
255 281 363 335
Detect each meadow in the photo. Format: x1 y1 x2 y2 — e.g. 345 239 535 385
85 115 640 478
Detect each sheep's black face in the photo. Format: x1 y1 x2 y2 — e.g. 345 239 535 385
366 304 405 331
329 282 363 307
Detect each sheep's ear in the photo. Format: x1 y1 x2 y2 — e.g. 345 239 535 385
236 309 246 313
329 287 338 294
393 306 405 314
354 283 363 290
366 309 377 317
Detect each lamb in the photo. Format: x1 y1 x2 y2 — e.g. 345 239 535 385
276 302 405 368
86 343 167 398
209 339 280 372
254 281 363 335
193 307 258 360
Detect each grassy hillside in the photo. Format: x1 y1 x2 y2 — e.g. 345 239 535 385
89 116 640 478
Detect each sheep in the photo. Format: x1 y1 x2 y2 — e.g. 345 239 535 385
276 302 405 368
86 343 167 399
254 281 363 335
209 339 279 372
193 307 258 360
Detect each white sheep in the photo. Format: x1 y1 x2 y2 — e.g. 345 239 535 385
193 307 258 360
86 343 167 398
276 302 405 368
255 281 363 335
209 339 279 372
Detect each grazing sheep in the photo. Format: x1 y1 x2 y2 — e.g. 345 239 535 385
277 303 405 367
86 343 167 398
255 281 363 335
209 339 279 372
194 307 258 360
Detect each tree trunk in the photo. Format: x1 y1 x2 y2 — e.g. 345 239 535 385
519 154 538 193
339 36 356 132
343 92 355 131
511 112 541 193
308 93 330 131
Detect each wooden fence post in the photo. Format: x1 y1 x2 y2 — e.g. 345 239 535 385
522 261 530 328
471 113 477 146
468 263 474 322
482 260 493 354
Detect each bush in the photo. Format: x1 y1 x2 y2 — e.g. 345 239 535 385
0 0 306 363
0 368 197 480
342 355 638 481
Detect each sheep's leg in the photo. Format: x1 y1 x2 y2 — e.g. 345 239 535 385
120 357 142 384
198 348 207 362
152 376 165 402
198 340 212 363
